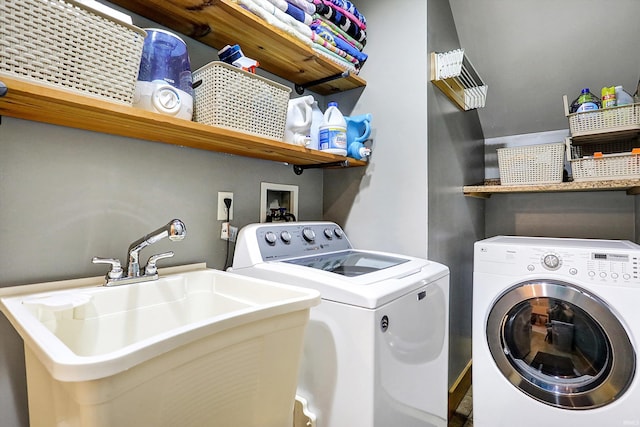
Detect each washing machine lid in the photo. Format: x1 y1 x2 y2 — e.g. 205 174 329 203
282 249 410 277
235 255 448 308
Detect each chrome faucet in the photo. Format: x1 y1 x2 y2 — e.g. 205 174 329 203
93 219 186 286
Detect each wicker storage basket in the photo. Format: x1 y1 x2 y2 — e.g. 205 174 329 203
568 138 640 182
192 62 291 140
497 143 565 185
0 0 146 105
567 103 639 137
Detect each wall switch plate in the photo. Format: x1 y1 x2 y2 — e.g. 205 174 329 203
217 192 233 220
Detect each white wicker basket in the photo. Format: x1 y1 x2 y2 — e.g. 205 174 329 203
497 143 565 185
568 103 640 137
192 62 291 140
0 0 146 104
571 152 640 182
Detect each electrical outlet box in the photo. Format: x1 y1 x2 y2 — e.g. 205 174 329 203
221 222 230 240
217 192 233 220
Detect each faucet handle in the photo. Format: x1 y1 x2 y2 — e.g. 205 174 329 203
92 257 124 279
144 251 174 276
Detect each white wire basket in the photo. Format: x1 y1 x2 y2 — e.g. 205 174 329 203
192 62 291 140
566 101 639 137
497 143 565 185
0 0 146 105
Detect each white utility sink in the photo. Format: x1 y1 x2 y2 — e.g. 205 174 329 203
0 264 320 427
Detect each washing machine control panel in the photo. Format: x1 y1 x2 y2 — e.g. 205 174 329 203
533 248 640 284
255 223 353 261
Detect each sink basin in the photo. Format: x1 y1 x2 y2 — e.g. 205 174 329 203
0 265 320 427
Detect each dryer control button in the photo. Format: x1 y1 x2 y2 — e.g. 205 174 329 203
527 264 535 271
623 273 631 280
542 254 561 270
600 272 607 278
569 268 578 275
611 272 619 279
588 271 596 277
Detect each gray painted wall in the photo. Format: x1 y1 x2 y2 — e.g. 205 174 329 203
323 0 485 388
0 7 325 424
427 0 486 385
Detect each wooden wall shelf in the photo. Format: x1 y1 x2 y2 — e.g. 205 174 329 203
0 76 367 168
109 0 366 95
463 179 640 198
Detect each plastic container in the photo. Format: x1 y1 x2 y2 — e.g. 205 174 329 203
497 143 565 185
319 102 347 156
615 86 634 106
569 88 601 113
601 86 616 108
0 0 146 105
283 95 314 146
308 100 324 150
192 62 291 140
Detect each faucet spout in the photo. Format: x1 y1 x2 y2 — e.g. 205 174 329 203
127 219 186 277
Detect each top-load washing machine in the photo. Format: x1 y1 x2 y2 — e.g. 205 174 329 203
230 222 450 427
473 236 640 427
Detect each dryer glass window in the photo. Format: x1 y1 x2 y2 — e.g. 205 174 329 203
487 280 636 410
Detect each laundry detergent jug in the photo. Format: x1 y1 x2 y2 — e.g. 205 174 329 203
284 95 314 146
345 113 372 159
134 29 194 120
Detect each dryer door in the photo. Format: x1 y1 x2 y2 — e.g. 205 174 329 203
487 279 635 410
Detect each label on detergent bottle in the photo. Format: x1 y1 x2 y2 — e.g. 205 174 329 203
576 102 598 113
319 126 347 153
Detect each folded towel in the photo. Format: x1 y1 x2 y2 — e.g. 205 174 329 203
314 1 366 43
314 0 365 30
263 0 313 25
311 20 367 63
322 0 366 28
314 15 364 50
235 0 313 43
312 44 358 73
287 0 315 15
310 32 359 64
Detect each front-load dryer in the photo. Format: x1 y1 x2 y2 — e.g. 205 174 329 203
473 236 640 427
231 222 450 427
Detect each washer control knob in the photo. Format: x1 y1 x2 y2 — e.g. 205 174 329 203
334 228 344 239
302 227 316 242
624 273 631 280
542 253 561 270
588 271 596 277
280 231 292 243
569 268 578 275
264 231 277 245
611 272 619 279
324 228 333 239
600 272 607 278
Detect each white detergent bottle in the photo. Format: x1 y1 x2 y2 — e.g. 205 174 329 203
283 95 314 146
308 100 324 150
319 101 347 156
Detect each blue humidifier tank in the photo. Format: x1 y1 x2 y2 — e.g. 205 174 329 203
134 29 194 120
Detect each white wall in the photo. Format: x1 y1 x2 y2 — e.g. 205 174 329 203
323 0 429 259
323 0 486 388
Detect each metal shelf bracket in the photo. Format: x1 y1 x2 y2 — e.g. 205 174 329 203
295 71 350 95
292 160 350 175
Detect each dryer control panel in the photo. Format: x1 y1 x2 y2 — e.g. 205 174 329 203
474 236 640 285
